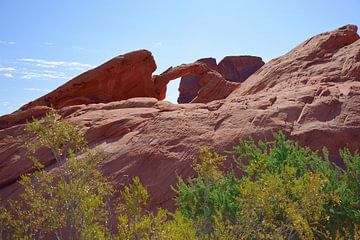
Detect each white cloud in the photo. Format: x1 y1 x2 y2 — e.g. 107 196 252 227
44 42 54 46
35 63 56 68
3 73 13 78
0 67 16 71
20 70 69 80
24 88 50 92
72 46 86 50
156 41 163 46
2 101 9 106
18 58 93 70
0 40 16 45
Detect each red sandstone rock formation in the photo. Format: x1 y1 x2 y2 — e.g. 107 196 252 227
18 49 243 111
177 56 264 103
177 58 217 103
20 49 159 110
217 55 264 82
153 61 239 103
1 25 360 212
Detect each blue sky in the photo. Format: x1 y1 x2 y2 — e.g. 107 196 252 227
1 0 360 115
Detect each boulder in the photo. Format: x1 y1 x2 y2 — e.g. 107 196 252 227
217 55 264 82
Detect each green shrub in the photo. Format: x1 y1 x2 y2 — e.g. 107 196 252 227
3 111 112 239
176 132 360 239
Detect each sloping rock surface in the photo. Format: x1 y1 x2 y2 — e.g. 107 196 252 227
1 25 360 211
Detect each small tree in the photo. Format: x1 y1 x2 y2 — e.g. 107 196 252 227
175 147 234 234
5 110 112 239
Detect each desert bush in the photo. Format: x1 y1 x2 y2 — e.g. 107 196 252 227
233 132 360 239
3 110 112 239
176 132 360 239
175 146 241 234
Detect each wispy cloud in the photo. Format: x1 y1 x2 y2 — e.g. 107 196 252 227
0 67 16 71
20 70 69 80
72 46 86 50
156 41 163 46
18 58 93 70
24 88 50 92
3 73 14 78
44 42 54 46
1 101 10 107
0 40 16 45
71 46 96 53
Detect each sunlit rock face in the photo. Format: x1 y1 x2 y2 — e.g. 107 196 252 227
20 49 159 110
1 25 360 212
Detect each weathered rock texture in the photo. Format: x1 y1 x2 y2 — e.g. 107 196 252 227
218 56 264 82
19 50 244 111
20 50 159 110
177 58 217 103
153 61 240 103
178 56 264 103
1 25 360 211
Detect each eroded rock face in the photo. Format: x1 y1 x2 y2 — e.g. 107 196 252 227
178 58 217 103
1 25 360 212
153 61 240 103
20 50 159 110
217 56 264 82
177 56 264 103
18 49 243 111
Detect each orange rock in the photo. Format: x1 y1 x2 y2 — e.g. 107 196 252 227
20 49 158 110
178 58 217 103
177 56 264 103
217 55 264 82
153 61 239 103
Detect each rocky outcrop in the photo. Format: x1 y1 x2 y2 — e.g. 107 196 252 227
1 25 360 212
20 50 159 110
19 50 245 111
177 56 264 103
217 56 264 82
177 58 217 103
153 61 239 103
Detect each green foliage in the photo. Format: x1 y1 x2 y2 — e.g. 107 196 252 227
175 147 232 234
0 201 12 239
118 176 149 221
158 211 198 240
192 146 226 181
318 148 360 238
176 132 360 239
25 110 86 164
116 177 198 240
2 110 112 239
176 172 240 230
237 166 328 239
231 131 360 239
